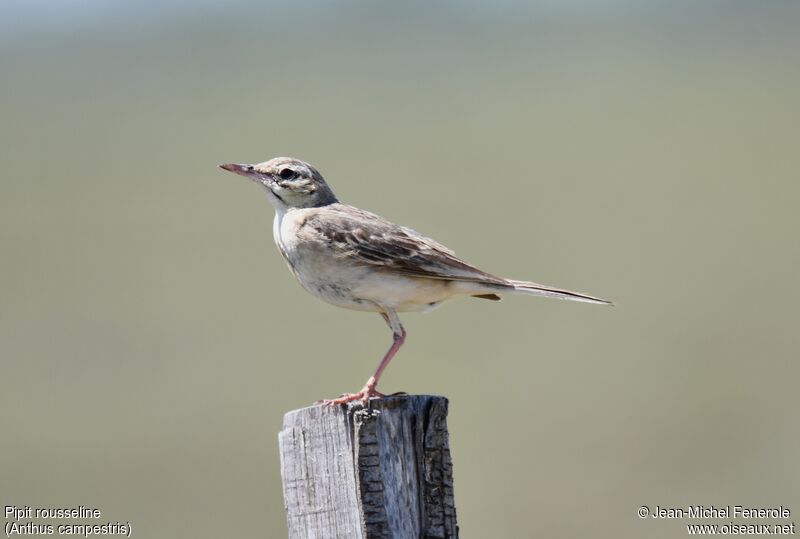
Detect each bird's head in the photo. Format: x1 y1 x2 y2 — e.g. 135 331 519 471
219 157 337 210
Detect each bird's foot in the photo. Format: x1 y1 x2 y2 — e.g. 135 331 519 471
317 389 410 406
319 386 384 406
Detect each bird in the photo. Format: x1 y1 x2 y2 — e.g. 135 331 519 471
220 157 611 405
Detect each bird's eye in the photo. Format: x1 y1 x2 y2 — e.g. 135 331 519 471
278 168 296 180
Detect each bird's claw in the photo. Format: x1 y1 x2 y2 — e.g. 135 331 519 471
319 386 386 406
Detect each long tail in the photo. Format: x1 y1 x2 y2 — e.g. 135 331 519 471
506 279 612 305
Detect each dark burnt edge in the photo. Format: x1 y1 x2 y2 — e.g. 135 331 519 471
420 397 458 539
350 404 389 538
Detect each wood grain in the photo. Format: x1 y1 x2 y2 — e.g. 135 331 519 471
278 395 458 539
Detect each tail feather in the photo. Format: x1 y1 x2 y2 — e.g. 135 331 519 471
506 279 612 305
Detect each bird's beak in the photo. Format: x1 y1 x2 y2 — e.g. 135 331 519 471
219 163 265 183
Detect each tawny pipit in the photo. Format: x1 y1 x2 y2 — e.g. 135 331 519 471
220 157 611 404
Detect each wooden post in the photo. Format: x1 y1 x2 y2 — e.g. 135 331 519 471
278 395 458 539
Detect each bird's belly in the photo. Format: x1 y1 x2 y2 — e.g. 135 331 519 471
350 273 457 313
300 276 380 312
291 256 456 313
284 252 379 312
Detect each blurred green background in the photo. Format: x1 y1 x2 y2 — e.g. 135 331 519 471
2 1 799 537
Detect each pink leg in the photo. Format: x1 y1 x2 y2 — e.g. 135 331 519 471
322 311 406 406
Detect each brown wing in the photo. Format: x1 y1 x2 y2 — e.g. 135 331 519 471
303 204 509 286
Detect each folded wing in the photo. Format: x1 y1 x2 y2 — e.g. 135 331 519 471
304 204 509 285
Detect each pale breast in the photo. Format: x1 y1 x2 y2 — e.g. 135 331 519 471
273 209 376 311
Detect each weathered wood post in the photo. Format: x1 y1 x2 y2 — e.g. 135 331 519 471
278 395 458 539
